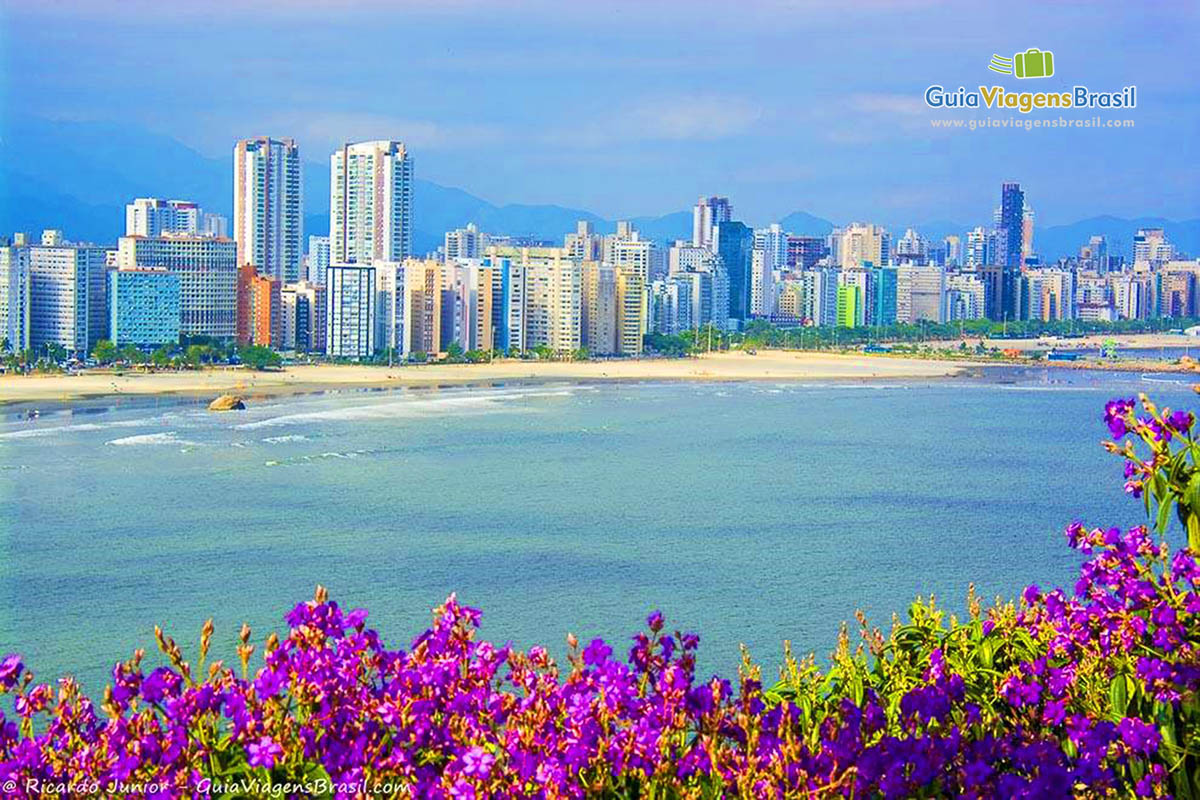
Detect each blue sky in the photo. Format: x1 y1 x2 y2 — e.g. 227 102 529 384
2 0 1197 226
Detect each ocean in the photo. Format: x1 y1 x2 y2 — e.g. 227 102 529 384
0 367 1194 694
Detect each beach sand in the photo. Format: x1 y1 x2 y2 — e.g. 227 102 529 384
0 351 980 405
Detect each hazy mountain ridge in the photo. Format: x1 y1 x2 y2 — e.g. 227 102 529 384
0 117 1193 260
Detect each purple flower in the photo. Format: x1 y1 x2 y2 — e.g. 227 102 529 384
1166 410 1193 433
647 610 664 633
460 746 495 779
246 736 283 769
1117 717 1160 755
0 654 22 690
582 638 612 666
1104 397 1135 439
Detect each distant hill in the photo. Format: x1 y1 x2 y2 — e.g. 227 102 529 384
1038 216 1200 262
1 116 1193 262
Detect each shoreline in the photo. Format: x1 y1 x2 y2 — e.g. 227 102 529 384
0 351 983 406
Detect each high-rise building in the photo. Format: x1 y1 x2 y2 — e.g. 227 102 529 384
713 221 753 324
29 233 109 353
233 137 303 283
251 274 282 347
801 269 839 327
838 223 889 268
581 261 617 355
786 235 829 270
118 235 237 339
1133 229 1174 267
373 260 406 355
0 241 31 352
281 281 327 353
615 269 644 355
836 284 861 328
402 259 445 357
996 182 1025 320
565 221 604 262
306 235 330 285
692 196 732 248
838 269 872 326
1022 204 1035 264
872 267 898 326
945 273 986 321
326 263 377 359
943 235 962 267
898 265 946 324
126 198 204 237
754 224 788 272
486 246 581 354
894 229 928 265
330 140 413 265
964 227 991 269
445 223 488 262
109 269 180 347
444 260 497 353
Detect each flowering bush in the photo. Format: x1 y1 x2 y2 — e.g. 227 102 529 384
0 395 1197 798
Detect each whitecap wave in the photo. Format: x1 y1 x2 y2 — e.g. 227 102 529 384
106 431 202 447
234 387 572 430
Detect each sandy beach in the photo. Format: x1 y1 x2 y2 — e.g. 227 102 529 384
0 351 980 405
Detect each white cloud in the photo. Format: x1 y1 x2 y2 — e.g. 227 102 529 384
543 95 764 147
847 93 928 116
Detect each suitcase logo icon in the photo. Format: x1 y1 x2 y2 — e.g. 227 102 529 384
988 49 1055 79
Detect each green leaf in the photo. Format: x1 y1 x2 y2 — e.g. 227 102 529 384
1155 496 1174 535
1109 674 1128 719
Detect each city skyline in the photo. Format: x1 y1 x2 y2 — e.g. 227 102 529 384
1 1 1196 228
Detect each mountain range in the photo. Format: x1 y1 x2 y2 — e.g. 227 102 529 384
1 116 1196 262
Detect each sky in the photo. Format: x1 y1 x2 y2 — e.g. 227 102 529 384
1 0 1198 227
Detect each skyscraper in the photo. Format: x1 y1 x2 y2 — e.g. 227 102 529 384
29 233 109 353
326 263 377 358
306 235 330 285
838 223 890 268
0 242 30 352
330 140 413 265
233 137 303 283
997 182 1024 320
692 196 732 248
713 221 753 324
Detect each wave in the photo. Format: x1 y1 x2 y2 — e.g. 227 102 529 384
261 434 310 444
105 432 202 447
0 415 171 441
234 387 573 430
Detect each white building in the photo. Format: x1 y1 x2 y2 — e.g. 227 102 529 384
898 265 946 324
1133 228 1174 267
117 234 238 338
564 221 603 262
233 137 303 283
445 223 487 262
944 272 986 321
0 242 31 352
754 224 788 272
691 196 732 248
331 140 413 265
326 263 377 358
373 260 406 356
306 235 330 285
801 269 839 327
29 233 109 353
838 223 890 268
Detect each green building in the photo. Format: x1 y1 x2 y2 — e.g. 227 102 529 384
836 284 861 328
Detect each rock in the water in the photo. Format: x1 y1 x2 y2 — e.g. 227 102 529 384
208 394 246 411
